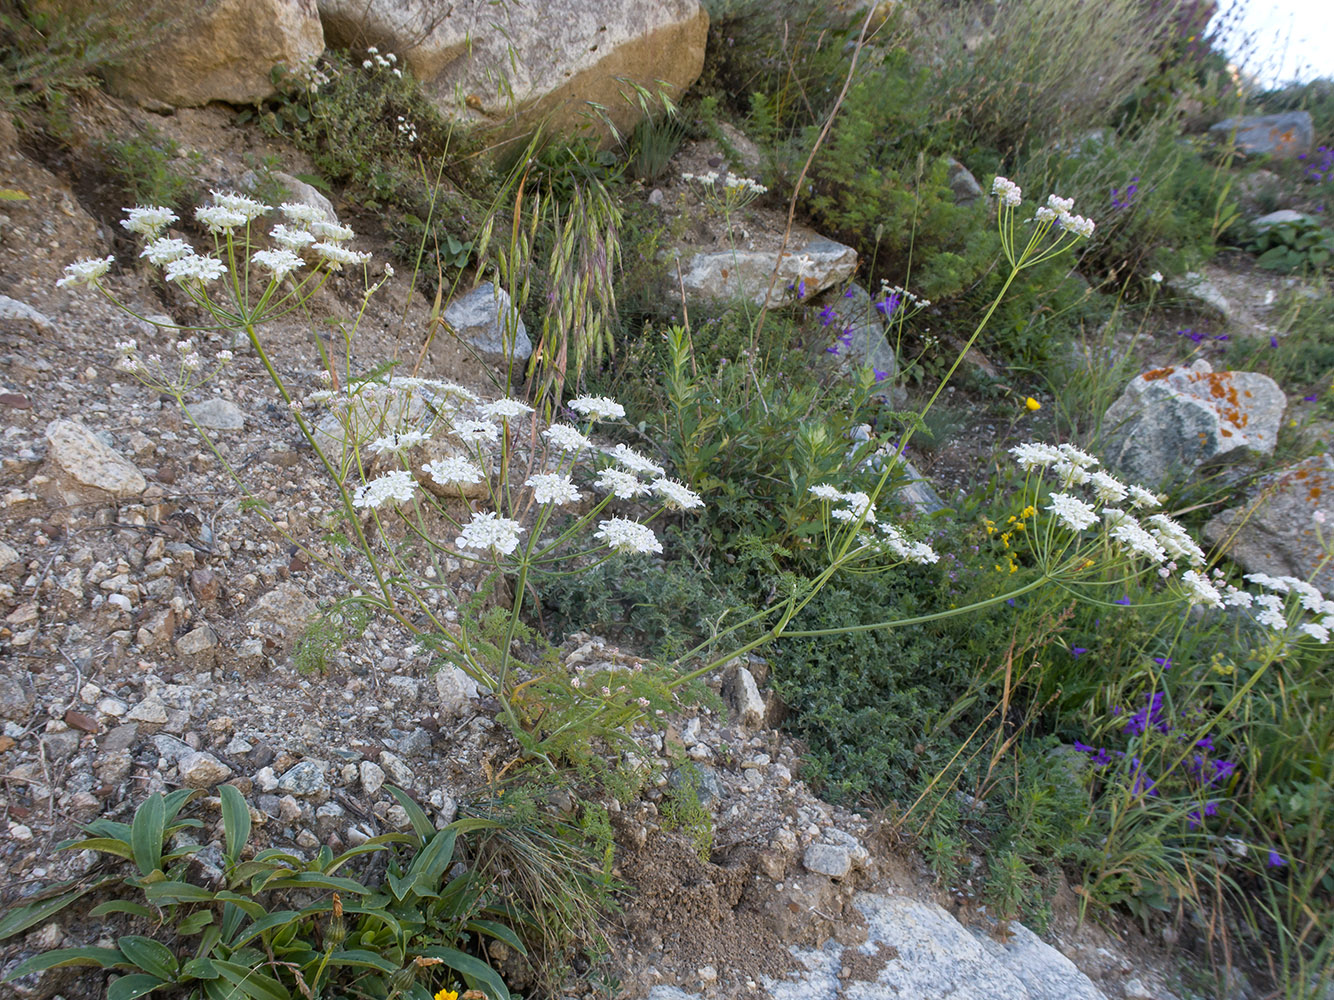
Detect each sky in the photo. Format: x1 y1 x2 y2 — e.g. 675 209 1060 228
1211 0 1334 87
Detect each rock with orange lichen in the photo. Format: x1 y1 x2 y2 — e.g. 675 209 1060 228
1101 359 1285 484
1204 455 1334 593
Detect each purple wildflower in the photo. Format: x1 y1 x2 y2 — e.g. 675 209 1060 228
1268 849 1286 868
819 305 837 326
1114 596 1131 606
1153 656 1172 670
872 367 890 384
1271 336 1279 348
1071 646 1088 658
1304 394 1318 402
1124 691 1170 736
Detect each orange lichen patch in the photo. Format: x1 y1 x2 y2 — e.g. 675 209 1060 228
1220 428 1233 437
1188 370 1251 431
1310 487 1323 501
1142 367 1175 382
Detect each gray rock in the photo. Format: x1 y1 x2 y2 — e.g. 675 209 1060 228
821 283 899 388
398 727 433 757
247 582 319 648
318 0 708 140
0 674 34 720
126 693 170 725
728 666 765 730
434 665 480 716
360 759 386 796
0 294 55 334
178 751 233 789
277 760 329 799
378 750 413 788
443 282 532 362
1166 271 1231 323
1205 454 1334 593
186 398 245 431
803 843 853 878
175 625 219 669
244 169 337 225
45 419 146 502
98 0 325 108
682 235 857 309
1101 360 1285 485
947 157 984 205
1210 111 1314 159
1252 209 1309 231
0 540 18 573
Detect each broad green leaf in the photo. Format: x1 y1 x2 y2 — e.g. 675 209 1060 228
385 785 435 843
182 956 219 980
408 828 457 889
131 794 167 877
107 973 168 1000
327 834 412 873
145 882 216 904
0 878 115 940
226 909 303 950
324 949 398 973
212 959 292 1000
259 872 370 894
466 919 528 956
4 946 126 978
177 910 214 936
118 936 179 981
162 788 200 825
61 837 136 861
418 946 510 1000
90 901 158 920
225 786 255 869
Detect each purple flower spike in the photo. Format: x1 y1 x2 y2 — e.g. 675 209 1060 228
1304 394 1318 402
1071 646 1088 658
797 279 806 299
1268 849 1286 868
1115 596 1131 606
872 367 890 384
826 345 840 355
1271 336 1280 348
819 305 837 326
1153 656 1172 670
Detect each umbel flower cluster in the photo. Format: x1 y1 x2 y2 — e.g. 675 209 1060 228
991 177 1095 269
1009 440 1331 644
681 170 769 211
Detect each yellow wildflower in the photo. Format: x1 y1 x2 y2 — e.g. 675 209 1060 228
1025 397 1041 411
436 990 460 1000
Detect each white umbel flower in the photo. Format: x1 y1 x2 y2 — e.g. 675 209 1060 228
595 517 663 554
1126 484 1161 509
480 398 534 421
164 254 227 285
280 202 329 227
1147 514 1205 566
1299 622 1330 643
1089 471 1128 504
252 248 305 280
610 443 665 477
57 255 114 288
312 242 371 269
1045 492 1098 531
809 484 844 501
452 419 500 445
422 456 483 486
352 470 417 509
309 218 355 242
369 430 430 454
1109 519 1167 564
595 468 649 499
1009 442 1062 471
1180 569 1223 608
455 511 522 556
121 205 179 238
992 176 1023 207
651 478 704 511
526 473 582 505
543 424 593 453
141 237 194 266
569 395 626 420
209 191 269 221
195 205 249 232
270 224 317 251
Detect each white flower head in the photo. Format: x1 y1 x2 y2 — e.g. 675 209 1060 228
309 219 355 242
1147 514 1205 566
1089 471 1128 504
1009 442 1063 471
1126 484 1161 510
651 478 704 511
568 395 626 421
1109 519 1167 564
352 470 417 509
526 473 582 506
1149 271 1164 284
809 484 844 501
1180 569 1223 608
422 456 483 486
164 254 227 285
57 256 114 289
1045 492 1098 531
1300 622 1330 643
141 237 194 266
992 176 1023 207
252 248 305 280
279 202 328 227
311 242 371 269
595 517 663 554
595 468 649 499
480 398 534 421
195 205 249 233
452 419 500 446
209 191 270 221
455 511 523 556
270 224 317 251
369 430 430 454
610 443 665 477
543 424 592 454
121 205 179 238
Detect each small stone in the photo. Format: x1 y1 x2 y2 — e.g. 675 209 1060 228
97 697 129 718
277 760 329 799
360 760 386 796
178 751 232 789
190 569 221 604
398 727 432 757
384 804 411 829
126 693 169 724
442 282 532 361
728 666 765 729
295 828 320 849
278 795 303 824
63 710 98 733
8 821 33 842
377 751 412 788
434 665 479 717
254 766 280 793
45 419 146 502
803 843 853 878
185 398 245 431
225 735 253 756
175 625 219 668
0 674 34 720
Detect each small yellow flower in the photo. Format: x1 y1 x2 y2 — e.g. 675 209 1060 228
1021 505 1037 519
1025 397 1041 411
435 989 460 1000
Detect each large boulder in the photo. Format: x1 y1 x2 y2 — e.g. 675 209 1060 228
1209 111 1314 159
1101 360 1285 485
318 0 708 138
682 235 857 309
443 282 532 362
1204 455 1334 593
53 0 325 107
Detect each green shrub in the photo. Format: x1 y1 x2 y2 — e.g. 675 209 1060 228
95 126 200 210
